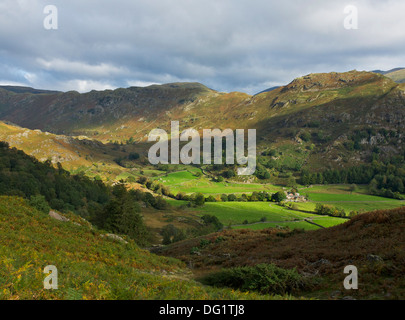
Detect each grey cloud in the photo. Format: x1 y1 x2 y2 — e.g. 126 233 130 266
0 0 405 94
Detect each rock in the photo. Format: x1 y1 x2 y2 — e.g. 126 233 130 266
330 290 342 298
49 210 69 222
342 296 356 300
310 259 331 267
103 233 128 244
367 254 383 262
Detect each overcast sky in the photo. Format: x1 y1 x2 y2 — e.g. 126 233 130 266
0 0 404 94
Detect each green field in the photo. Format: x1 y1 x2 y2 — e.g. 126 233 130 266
163 182 405 232
232 221 320 231
154 170 277 195
194 201 347 231
297 185 405 212
158 173 405 232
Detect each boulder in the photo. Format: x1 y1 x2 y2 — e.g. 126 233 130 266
49 210 69 222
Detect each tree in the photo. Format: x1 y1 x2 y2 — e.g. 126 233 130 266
250 192 260 202
286 176 296 188
176 192 186 200
29 195 50 214
349 184 357 194
255 166 270 180
191 193 205 206
137 176 148 185
201 215 223 231
155 196 168 210
223 169 235 179
128 152 140 160
97 196 149 245
300 131 311 142
369 178 378 194
271 191 286 202
161 224 186 245
227 194 237 202
116 199 147 241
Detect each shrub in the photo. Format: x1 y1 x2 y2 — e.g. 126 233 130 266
227 194 237 202
300 131 311 142
200 264 306 295
128 152 140 160
29 195 50 214
205 195 217 202
271 191 286 202
223 170 235 179
201 215 223 231
161 224 186 245
200 239 211 248
191 193 205 206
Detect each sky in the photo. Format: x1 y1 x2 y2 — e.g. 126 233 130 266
0 0 405 95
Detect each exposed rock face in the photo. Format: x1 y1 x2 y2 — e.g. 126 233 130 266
102 233 128 244
281 70 381 93
49 210 70 222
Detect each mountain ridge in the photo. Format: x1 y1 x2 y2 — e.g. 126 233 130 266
1 70 404 171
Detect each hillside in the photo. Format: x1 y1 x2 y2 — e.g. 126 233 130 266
0 70 404 171
0 120 150 182
0 86 61 95
373 68 405 83
0 82 217 140
159 207 405 299
385 69 405 83
0 121 108 168
0 196 276 300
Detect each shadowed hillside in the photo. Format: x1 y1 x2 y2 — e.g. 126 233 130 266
159 207 405 299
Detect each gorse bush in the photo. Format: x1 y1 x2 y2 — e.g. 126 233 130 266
201 263 307 295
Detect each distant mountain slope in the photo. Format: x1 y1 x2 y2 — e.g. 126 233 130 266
0 85 61 95
254 86 281 95
372 68 404 75
385 69 405 83
372 68 405 83
0 70 404 169
0 82 216 138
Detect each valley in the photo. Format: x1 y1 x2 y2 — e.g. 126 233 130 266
1 70 405 300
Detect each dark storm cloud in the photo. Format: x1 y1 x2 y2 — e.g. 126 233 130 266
1 0 405 94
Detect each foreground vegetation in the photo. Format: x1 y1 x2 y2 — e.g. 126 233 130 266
0 196 285 300
160 207 405 299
